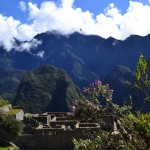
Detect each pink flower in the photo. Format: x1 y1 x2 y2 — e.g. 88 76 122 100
95 80 101 85
93 88 96 92
110 90 113 93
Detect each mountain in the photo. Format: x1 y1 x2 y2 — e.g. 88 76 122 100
103 64 150 112
14 65 81 113
0 48 12 69
103 65 134 105
1 32 150 110
0 67 25 102
6 32 150 88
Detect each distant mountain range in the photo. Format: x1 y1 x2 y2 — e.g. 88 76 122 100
1 32 150 87
0 32 150 112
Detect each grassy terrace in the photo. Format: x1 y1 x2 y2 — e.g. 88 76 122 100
0 146 19 150
0 100 10 107
25 113 35 117
6 109 22 115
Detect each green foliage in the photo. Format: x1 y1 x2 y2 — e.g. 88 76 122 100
73 135 107 150
73 139 95 150
129 112 150 147
129 54 150 105
135 54 147 81
74 97 100 122
0 67 25 102
130 112 150 133
15 65 80 113
0 111 23 138
0 99 9 107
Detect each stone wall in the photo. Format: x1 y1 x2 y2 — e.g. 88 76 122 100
15 110 24 120
23 116 39 127
50 120 76 129
18 126 100 150
7 109 24 121
33 116 50 125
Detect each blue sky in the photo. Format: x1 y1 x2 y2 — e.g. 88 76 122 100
0 0 150 51
0 0 149 22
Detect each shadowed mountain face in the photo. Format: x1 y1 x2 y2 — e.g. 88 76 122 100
103 64 150 112
5 32 150 87
103 65 135 105
14 65 81 113
0 48 12 69
0 67 25 102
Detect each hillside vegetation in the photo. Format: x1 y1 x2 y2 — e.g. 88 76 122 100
0 67 25 102
14 65 81 113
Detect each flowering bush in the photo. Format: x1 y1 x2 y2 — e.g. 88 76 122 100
71 80 113 122
83 80 113 105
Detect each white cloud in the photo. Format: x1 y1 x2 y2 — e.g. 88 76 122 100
16 38 42 52
19 1 27 12
22 0 150 40
120 2 150 38
0 14 41 52
37 51 45 58
0 14 20 51
1 0 150 52
17 24 37 41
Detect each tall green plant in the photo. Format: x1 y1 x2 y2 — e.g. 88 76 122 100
128 54 150 105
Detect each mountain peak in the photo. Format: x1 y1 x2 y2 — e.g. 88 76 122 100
14 64 80 113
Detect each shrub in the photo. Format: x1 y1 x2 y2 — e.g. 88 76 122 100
0 111 23 138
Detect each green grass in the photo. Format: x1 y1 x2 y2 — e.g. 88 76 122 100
25 113 34 117
6 109 22 115
0 100 10 107
0 146 19 150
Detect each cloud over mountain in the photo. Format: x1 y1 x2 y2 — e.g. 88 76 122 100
0 0 150 51
0 15 20 51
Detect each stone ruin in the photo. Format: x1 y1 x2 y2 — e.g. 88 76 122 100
0 104 24 120
17 112 114 150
